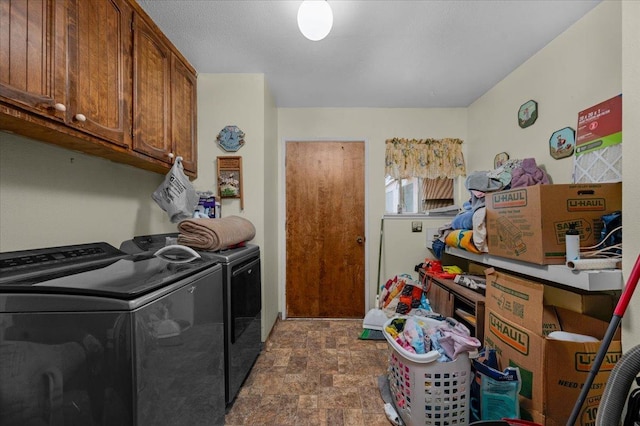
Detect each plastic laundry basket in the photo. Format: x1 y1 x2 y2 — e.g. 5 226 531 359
383 317 472 426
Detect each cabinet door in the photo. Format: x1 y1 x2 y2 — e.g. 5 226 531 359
428 280 454 317
132 13 171 162
171 54 197 174
66 0 132 148
0 0 66 120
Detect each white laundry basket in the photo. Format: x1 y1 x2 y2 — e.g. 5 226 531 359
383 317 472 426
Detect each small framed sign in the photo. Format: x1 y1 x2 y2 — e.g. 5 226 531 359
494 152 510 169
549 127 575 159
217 156 244 209
518 100 538 129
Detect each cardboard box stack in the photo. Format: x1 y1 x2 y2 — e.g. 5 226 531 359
486 183 622 264
483 269 621 425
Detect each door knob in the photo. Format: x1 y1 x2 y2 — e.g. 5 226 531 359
53 103 66 112
74 113 86 122
356 236 364 244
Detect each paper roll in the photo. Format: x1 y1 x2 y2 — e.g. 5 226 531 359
566 258 619 270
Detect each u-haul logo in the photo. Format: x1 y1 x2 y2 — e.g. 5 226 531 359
567 198 606 212
575 350 622 372
489 312 529 355
492 190 527 209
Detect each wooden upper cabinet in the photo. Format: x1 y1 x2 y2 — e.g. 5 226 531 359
0 0 66 120
132 11 197 174
66 0 132 148
171 55 197 174
132 13 171 162
0 0 197 176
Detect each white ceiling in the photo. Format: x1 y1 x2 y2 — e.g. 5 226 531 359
137 0 602 108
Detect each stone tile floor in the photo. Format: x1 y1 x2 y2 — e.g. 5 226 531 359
225 319 392 426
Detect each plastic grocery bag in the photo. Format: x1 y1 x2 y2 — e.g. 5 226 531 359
152 157 199 223
470 349 521 422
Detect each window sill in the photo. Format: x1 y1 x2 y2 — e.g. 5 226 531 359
383 213 457 219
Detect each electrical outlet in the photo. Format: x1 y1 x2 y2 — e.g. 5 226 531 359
412 221 423 232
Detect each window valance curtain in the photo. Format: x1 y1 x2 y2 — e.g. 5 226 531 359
385 138 467 179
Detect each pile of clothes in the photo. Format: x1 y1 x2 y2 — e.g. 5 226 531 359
379 274 431 316
490 157 550 189
385 316 481 361
434 157 551 256
449 170 504 253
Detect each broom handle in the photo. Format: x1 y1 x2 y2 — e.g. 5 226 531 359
376 217 384 301
567 253 640 426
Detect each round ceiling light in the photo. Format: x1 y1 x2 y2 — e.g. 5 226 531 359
297 0 333 41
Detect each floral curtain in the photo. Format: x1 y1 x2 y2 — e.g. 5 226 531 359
385 138 466 179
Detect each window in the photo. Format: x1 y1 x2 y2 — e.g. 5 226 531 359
385 176 454 214
384 137 465 214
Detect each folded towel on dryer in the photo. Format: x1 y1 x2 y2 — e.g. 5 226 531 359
177 216 256 251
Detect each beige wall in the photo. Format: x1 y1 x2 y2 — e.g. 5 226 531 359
467 0 621 183
194 74 266 235
263 79 280 338
196 74 277 340
622 0 640 351
380 216 452 285
0 132 174 250
277 108 468 310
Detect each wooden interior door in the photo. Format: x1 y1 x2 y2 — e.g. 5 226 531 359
286 141 365 318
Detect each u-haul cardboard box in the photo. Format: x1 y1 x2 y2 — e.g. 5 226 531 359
486 183 622 264
485 269 616 330
485 268 549 334
543 285 617 322
484 307 621 425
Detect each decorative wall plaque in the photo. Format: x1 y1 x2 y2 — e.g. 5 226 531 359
217 156 244 209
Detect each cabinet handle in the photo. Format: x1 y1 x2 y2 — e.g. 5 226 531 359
74 113 87 122
168 152 175 159
53 103 66 112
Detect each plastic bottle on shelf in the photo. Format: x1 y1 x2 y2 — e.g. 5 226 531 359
565 224 580 263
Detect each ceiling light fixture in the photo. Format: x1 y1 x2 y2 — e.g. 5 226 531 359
297 0 333 41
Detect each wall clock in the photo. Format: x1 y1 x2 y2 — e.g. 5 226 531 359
518 100 538 129
217 125 245 152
